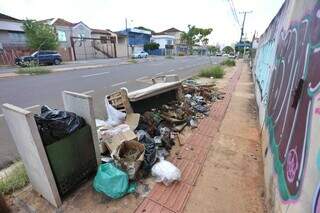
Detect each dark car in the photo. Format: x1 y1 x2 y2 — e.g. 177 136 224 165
15 50 62 67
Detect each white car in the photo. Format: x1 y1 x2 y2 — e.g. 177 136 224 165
132 51 148 58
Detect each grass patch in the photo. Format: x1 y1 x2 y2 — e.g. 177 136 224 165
165 55 175 59
199 66 225 78
16 66 51 75
0 162 29 195
220 59 236 67
128 59 138 64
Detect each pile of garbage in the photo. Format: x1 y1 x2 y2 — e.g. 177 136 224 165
94 79 224 199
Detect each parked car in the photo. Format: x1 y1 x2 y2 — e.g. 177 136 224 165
216 52 222 56
15 50 62 67
132 51 148 59
228 53 236 59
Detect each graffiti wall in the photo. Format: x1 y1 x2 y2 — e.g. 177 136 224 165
253 0 320 212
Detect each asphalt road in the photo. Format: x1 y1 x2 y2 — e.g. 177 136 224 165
0 56 224 168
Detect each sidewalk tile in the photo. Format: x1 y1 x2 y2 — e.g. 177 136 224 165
148 182 192 213
135 199 174 213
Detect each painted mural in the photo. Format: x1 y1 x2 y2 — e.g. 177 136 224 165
266 3 320 201
254 0 320 208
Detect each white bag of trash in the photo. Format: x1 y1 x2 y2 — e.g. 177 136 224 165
105 101 126 126
151 158 181 186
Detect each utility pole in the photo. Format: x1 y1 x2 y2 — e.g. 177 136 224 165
125 18 129 58
239 11 252 42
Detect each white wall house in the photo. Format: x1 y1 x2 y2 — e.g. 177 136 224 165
151 35 175 49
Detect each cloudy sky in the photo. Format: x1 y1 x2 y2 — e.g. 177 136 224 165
0 0 284 46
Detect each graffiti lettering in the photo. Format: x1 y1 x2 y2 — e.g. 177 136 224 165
266 4 320 201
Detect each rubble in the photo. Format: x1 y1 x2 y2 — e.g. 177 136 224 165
95 76 225 198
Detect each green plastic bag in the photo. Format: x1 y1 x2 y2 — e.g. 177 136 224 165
93 163 136 199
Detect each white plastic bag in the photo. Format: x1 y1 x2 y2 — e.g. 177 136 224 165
151 159 181 186
105 101 126 127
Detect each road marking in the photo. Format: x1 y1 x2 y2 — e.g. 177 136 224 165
168 69 175 73
111 81 127 87
81 71 110 78
136 76 149 81
156 72 164 76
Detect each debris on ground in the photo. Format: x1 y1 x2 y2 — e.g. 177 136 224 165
94 76 225 197
151 158 181 186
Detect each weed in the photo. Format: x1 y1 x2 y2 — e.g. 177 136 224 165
0 162 29 195
220 59 236 67
199 66 225 78
16 66 51 75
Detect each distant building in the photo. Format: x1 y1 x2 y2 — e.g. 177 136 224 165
42 18 117 60
0 13 30 65
117 28 152 54
150 35 175 55
157 28 188 55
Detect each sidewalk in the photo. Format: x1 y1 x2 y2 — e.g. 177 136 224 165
135 60 265 212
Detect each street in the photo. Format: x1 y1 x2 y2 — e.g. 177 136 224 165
0 56 224 168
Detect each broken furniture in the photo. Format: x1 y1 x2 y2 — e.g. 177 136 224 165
105 75 182 114
1 91 100 208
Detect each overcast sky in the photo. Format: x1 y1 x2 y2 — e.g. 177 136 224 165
0 0 284 46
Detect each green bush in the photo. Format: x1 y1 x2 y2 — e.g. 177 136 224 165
178 52 185 56
221 59 236 67
0 162 29 194
16 66 51 75
199 66 225 78
128 59 138 63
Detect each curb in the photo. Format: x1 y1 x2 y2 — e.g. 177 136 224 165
0 58 158 79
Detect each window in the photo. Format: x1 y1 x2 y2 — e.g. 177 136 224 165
166 39 173 45
57 30 67 42
8 32 26 43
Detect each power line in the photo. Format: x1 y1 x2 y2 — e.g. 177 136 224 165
227 0 240 27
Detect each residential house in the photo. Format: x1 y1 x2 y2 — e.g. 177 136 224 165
91 28 117 58
41 18 74 61
0 13 30 65
44 18 117 60
117 28 152 55
157 27 188 54
150 35 175 55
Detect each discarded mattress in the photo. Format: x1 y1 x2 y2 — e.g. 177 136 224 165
128 82 181 102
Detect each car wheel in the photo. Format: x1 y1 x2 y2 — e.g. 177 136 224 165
54 59 61 65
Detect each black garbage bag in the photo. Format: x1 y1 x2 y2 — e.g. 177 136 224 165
34 105 86 146
136 130 157 172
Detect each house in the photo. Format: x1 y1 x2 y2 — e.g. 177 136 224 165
117 28 152 54
0 13 31 65
150 35 175 55
91 28 117 58
157 27 188 54
43 18 117 60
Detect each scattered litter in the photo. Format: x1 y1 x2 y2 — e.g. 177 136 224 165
93 163 136 199
151 158 181 186
105 101 126 127
136 130 157 172
112 141 145 180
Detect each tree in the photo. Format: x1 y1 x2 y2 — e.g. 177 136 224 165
180 25 213 54
208 45 220 55
222 46 234 54
144 42 160 51
23 19 59 50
